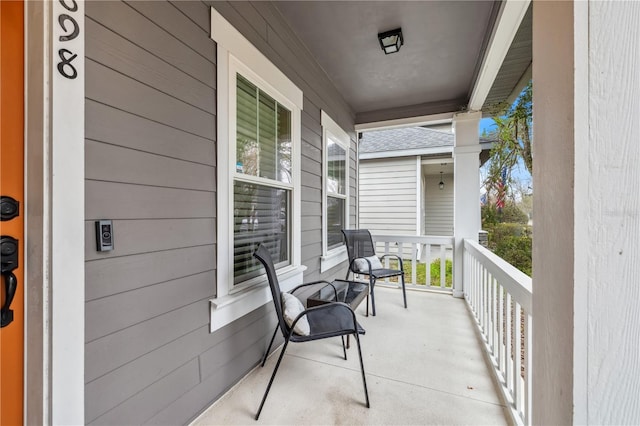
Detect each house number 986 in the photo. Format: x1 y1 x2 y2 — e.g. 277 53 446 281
57 0 79 79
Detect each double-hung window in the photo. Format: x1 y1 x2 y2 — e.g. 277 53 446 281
233 74 293 287
210 8 303 331
320 111 350 272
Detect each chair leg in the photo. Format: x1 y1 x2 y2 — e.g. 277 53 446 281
401 273 407 309
341 336 347 360
255 338 290 420
365 294 369 317
369 277 376 316
261 325 279 367
354 332 370 408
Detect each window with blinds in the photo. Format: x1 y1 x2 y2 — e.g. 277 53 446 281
234 74 292 285
326 134 347 251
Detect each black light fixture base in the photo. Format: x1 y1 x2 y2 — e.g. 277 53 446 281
378 28 404 54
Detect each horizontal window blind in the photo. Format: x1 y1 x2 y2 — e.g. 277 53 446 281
327 196 345 250
233 181 290 284
236 74 292 184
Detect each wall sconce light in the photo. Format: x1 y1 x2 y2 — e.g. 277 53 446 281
378 28 403 54
439 172 445 190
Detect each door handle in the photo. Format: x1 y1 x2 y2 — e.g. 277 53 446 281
1 236 18 328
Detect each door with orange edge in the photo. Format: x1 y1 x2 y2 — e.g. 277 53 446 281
0 1 25 425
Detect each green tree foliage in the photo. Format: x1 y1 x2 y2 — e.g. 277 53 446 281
480 82 533 277
485 81 533 190
482 203 532 276
482 202 528 225
493 233 532 276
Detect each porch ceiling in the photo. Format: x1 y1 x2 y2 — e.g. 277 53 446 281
273 1 532 125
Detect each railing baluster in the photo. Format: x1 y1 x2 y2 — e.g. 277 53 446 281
513 302 522 417
425 244 431 287
493 278 502 364
397 242 404 287
489 274 495 352
524 311 532 426
506 292 513 397
384 242 390 284
440 245 446 288
498 284 504 378
465 250 471 304
474 257 479 315
411 242 417 285
483 266 489 335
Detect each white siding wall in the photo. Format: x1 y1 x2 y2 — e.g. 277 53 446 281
359 157 417 236
424 174 454 236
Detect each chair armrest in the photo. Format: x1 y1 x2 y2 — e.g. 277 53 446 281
289 280 337 300
380 254 403 270
290 302 358 333
290 280 332 294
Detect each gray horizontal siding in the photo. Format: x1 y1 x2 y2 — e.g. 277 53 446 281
359 157 418 236
86 100 215 165
86 245 216 301
85 1 356 424
424 174 454 236
87 0 215 87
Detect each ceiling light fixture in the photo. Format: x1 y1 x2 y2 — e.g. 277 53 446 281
378 28 403 54
439 172 445 190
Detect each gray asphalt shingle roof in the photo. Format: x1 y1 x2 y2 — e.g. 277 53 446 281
360 127 495 154
360 127 453 153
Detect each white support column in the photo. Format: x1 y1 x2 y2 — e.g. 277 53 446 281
452 111 482 298
533 1 640 425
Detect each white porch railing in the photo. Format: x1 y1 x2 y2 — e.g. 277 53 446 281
463 239 532 426
370 234 454 291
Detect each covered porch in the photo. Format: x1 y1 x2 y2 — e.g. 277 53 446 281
194 287 510 425
14 0 639 424
193 234 531 424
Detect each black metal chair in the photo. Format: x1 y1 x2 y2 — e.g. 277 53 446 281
342 229 407 316
252 244 370 420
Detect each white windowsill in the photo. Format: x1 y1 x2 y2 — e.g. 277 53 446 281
209 265 307 332
320 246 348 273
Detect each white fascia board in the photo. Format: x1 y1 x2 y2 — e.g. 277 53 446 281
360 146 453 160
421 157 453 165
355 111 454 132
468 0 531 111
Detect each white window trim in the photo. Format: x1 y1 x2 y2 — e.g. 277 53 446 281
210 7 304 332
320 111 350 273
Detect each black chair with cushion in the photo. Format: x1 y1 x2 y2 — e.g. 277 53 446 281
252 244 370 420
342 229 407 316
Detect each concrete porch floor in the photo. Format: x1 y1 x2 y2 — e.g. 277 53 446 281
193 287 510 425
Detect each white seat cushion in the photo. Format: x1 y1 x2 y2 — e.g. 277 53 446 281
354 255 383 273
281 292 310 336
